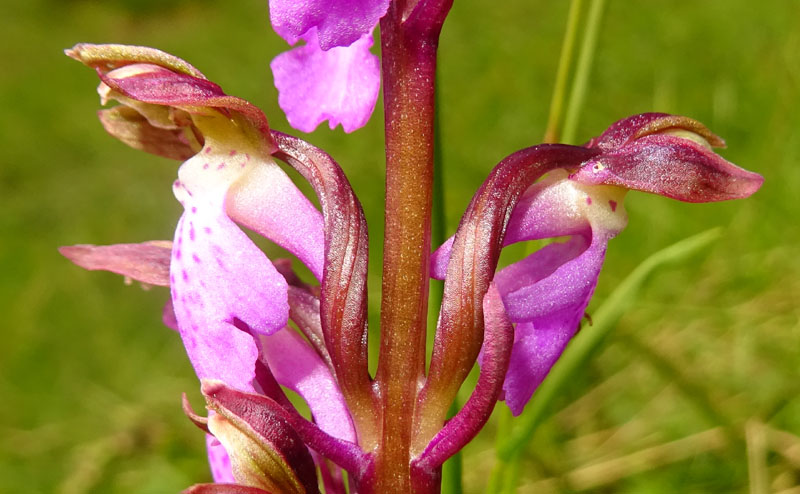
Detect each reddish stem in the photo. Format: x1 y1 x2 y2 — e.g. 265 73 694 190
373 0 451 491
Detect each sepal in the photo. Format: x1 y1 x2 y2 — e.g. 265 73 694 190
59 241 172 286
97 105 198 160
182 393 210 434
575 113 763 202
585 113 724 151
202 380 320 494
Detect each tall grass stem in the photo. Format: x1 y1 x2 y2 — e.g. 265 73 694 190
561 0 607 144
543 0 584 144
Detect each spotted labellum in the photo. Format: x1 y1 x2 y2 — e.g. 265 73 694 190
61 2 762 492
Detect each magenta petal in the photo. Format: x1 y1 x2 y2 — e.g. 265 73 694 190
162 298 179 331
429 236 454 280
271 30 380 133
495 233 597 322
494 235 590 318
170 208 288 391
269 0 389 49
206 434 236 483
259 328 356 442
59 241 172 286
502 321 574 415
496 229 610 415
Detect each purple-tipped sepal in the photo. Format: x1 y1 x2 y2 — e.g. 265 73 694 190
576 113 763 202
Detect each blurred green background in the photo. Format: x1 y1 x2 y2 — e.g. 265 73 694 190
2 0 798 492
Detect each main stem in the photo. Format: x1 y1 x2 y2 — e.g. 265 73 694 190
374 1 442 491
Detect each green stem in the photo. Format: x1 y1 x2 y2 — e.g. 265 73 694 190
561 0 607 144
440 401 463 494
543 0 584 143
485 407 513 491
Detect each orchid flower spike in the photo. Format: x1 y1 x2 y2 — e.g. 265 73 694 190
62 44 357 486
432 113 763 415
268 0 389 132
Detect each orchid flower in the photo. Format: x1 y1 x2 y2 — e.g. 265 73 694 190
61 44 360 487
268 0 389 132
430 113 764 415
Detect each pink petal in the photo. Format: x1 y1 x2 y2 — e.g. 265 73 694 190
259 328 356 443
206 434 236 484
493 235 590 320
497 229 612 415
271 30 380 133
429 236 454 280
162 297 179 331
226 163 324 281
170 207 287 391
502 321 575 415
503 177 596 245
269 0 389 50
59 241 172 286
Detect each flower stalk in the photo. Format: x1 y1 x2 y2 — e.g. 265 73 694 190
374 0 451 491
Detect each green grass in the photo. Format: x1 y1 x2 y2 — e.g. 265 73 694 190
2 0 798 492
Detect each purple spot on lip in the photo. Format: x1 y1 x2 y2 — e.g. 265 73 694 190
203 163 209 170
192 253 202 264
204 147 212 154
217 163 226 170
244 153 250 161
175 248 182 260
229 150 238 156
586 196 592 205
609 200 618 212
182 269 189 282
191 206 197 214
189 225 196 241
204 227 212 234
